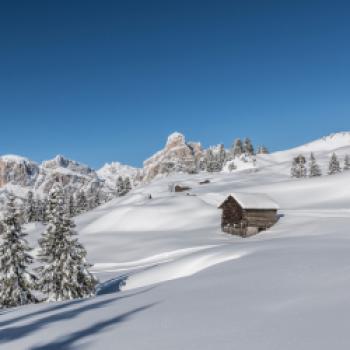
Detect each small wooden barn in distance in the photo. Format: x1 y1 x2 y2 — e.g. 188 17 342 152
218 193 279 237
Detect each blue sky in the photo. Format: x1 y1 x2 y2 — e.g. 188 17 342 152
1 0 350 168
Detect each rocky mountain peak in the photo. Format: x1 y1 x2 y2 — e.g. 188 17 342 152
166 132 186 148
142 132 203 182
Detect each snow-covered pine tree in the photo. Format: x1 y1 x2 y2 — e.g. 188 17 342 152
206 149 219 172
68 194 76 217
0 192 37 308
343 154 350 171
291 154 307 178
116 176 125 196
76 190 88 214
257 145 269 154
308 153 322 177
36 199 45 222
218 144 227 170
36 185 97 301
42 198 50 224
243 137 255 155
227 161 236 172
25 191 36 223
231 138 243 158
124 177 132 194
328 153 341 175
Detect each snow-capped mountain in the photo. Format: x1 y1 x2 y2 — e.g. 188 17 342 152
0 155 39 188
1 131 350 207
0 155 106 205
142 132 203 182
7 130 350 350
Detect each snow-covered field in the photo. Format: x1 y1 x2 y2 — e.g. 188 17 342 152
2 134 350 349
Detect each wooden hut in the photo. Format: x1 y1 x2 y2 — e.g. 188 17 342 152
174 185 191 193
218 193 279 237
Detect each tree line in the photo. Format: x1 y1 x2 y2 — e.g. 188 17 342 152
291 152 350 178
22 175 132 225
202 137 269 173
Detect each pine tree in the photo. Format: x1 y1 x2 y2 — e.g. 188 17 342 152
257 145 269 154
308 153 322 177
228 161 236 172
116 176 125 196
291 154 307 178
343 155 350 171
328 153 341 175
243 137 255 155
0 193 37 308
36 185 97 301
124 177 132 194
42 198 50 224
25 191 36 223
76 190 88 214
231 138 243 158
68 194 76 217
217 144 227 170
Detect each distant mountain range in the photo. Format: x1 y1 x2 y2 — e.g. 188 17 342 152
1 131 349 206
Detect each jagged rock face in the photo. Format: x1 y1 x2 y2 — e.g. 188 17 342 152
142 132 203 182
0 154 106 204
42 155 95 176
0 156 39 187
37 155 102 195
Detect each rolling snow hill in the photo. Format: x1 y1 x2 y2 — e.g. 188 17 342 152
1 132 350 349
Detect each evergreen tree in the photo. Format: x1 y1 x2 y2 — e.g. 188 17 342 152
42 198 50 224
76 190 88 214
231 138 243 158
227 161 236 172
343 154 350 171
25 191 36 223
217 144 227 169
243 137 255 155
36 185 97 301
206 148 220 172
308 153 322 177
0 193 37 308
257 145 269 154
116 176 125 196
328 153 341 175
124 177 132 194
68 194 76 217
291 154 307 178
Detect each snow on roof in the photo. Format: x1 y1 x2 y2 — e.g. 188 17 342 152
222 192 279 210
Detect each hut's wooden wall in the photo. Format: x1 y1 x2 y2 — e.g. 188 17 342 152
219 196 243 228
242 209 277 229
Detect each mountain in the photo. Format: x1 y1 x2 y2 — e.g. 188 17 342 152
0 155 107 208
0 155 39 188
7 131 350 349
142 132 203 182
1 131 350 208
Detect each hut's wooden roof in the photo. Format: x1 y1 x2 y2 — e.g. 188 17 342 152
219 192 279 210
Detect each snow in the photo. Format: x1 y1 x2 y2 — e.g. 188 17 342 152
2 132 350 349
0 154 32 163
219 192 279 210
166 131 185 145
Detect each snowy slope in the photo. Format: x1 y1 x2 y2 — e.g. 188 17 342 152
2 133 350 349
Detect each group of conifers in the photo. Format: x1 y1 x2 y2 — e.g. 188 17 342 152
0 184 97 309
291 152 350 178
